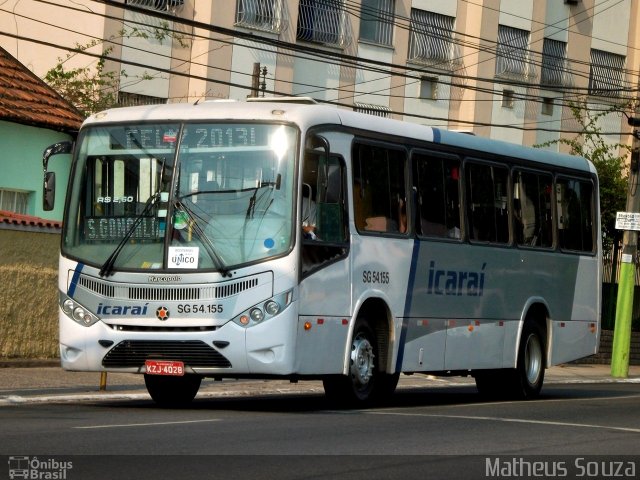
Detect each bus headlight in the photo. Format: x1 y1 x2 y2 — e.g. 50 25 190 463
232 290 293 328
62 299 74 315
59 292 100 327
264 300 280 316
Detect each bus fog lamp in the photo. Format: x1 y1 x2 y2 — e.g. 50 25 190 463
264 300 280 316
250 308 264 322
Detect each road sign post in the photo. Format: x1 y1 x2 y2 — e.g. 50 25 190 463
611 119 640 377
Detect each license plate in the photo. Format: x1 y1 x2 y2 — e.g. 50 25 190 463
145 360 185 376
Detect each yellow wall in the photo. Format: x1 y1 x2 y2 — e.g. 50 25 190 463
0 229 59 358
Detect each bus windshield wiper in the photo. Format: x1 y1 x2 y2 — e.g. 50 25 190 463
174 200 231 278
246 177 280 219
99 192 160 277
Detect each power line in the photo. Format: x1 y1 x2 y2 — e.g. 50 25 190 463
1 0 636 135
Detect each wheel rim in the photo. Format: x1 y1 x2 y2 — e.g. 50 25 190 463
524 333 543 385
350 332 375 387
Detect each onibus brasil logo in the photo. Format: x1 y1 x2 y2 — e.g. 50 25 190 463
8 456 73 479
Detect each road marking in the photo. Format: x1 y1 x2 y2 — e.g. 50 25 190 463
74 419 220 429
366 411 640 434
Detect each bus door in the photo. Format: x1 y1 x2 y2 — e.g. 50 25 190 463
296 133 350 374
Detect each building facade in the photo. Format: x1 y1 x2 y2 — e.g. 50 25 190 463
1 0 638 155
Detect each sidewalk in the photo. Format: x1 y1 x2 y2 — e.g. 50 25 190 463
0 361 638 405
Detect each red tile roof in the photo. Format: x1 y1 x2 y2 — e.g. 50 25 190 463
0 210 62 231
0 46 83 133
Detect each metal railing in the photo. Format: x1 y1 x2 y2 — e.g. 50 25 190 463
408 9 461 71
495 25 536 81
235 0 288 34
603 242 640 286
126 0 184 13
296 0 352 49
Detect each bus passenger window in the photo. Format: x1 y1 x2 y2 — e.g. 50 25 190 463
466 162 509 243
352 142 407 234
556 177 594 252
513 170 552 248
413 152 460 239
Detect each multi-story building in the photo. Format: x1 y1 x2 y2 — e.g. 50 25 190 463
1 0 638 154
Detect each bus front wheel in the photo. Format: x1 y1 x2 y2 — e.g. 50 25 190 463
144 373 202 407
323 319 394 406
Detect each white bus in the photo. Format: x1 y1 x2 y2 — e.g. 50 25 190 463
43 98 601 406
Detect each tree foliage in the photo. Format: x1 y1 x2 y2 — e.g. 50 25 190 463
536 99 630 250
43 23 185 118
44 40 119 118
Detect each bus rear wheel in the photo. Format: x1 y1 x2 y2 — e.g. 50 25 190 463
323 319 394 406
475 321 545 400
144 374 202 407
514 321 545 399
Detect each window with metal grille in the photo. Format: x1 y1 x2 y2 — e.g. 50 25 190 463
589 49 625 97
359 0 394 46
541 38 568 87
236 0 285 33
408 9 456 68
496 25 531 78
0 189 29 215
117 91 166 107
126 0 183 13
297 0 348 48
354 102 391 117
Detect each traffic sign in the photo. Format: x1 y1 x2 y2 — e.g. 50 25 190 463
615 211 640 230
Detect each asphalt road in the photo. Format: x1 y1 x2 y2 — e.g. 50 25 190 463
1 382 639 479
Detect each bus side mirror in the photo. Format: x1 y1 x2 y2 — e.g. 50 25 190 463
42 141 73 211
43 171 56 211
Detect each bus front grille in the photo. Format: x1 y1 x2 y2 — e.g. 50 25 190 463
102 340 232 368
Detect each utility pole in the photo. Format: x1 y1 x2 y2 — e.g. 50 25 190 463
611 115 640 377
250 62 261 98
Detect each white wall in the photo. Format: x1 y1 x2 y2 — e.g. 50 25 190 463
119 10 172 98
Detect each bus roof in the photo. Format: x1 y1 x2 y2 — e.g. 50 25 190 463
83 99 594 175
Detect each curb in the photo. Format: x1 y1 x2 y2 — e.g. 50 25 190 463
0 358 59 368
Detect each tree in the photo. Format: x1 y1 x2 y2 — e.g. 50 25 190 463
44 40 119 118
536 99 630 250
43 23 186 117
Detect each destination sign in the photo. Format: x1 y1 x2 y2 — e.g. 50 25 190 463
85 216 163 241
109 124 267 151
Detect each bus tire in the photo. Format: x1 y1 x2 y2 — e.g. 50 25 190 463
474 321 545 400
513 320 545 399
144 374 202 407
323 319 387 406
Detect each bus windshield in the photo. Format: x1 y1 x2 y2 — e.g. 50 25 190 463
62 122 297 273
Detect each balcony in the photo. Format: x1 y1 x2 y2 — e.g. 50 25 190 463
407 10 461 71
296 0 352 49
495 25 536 81
126 0 184 13
235 0 288 34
